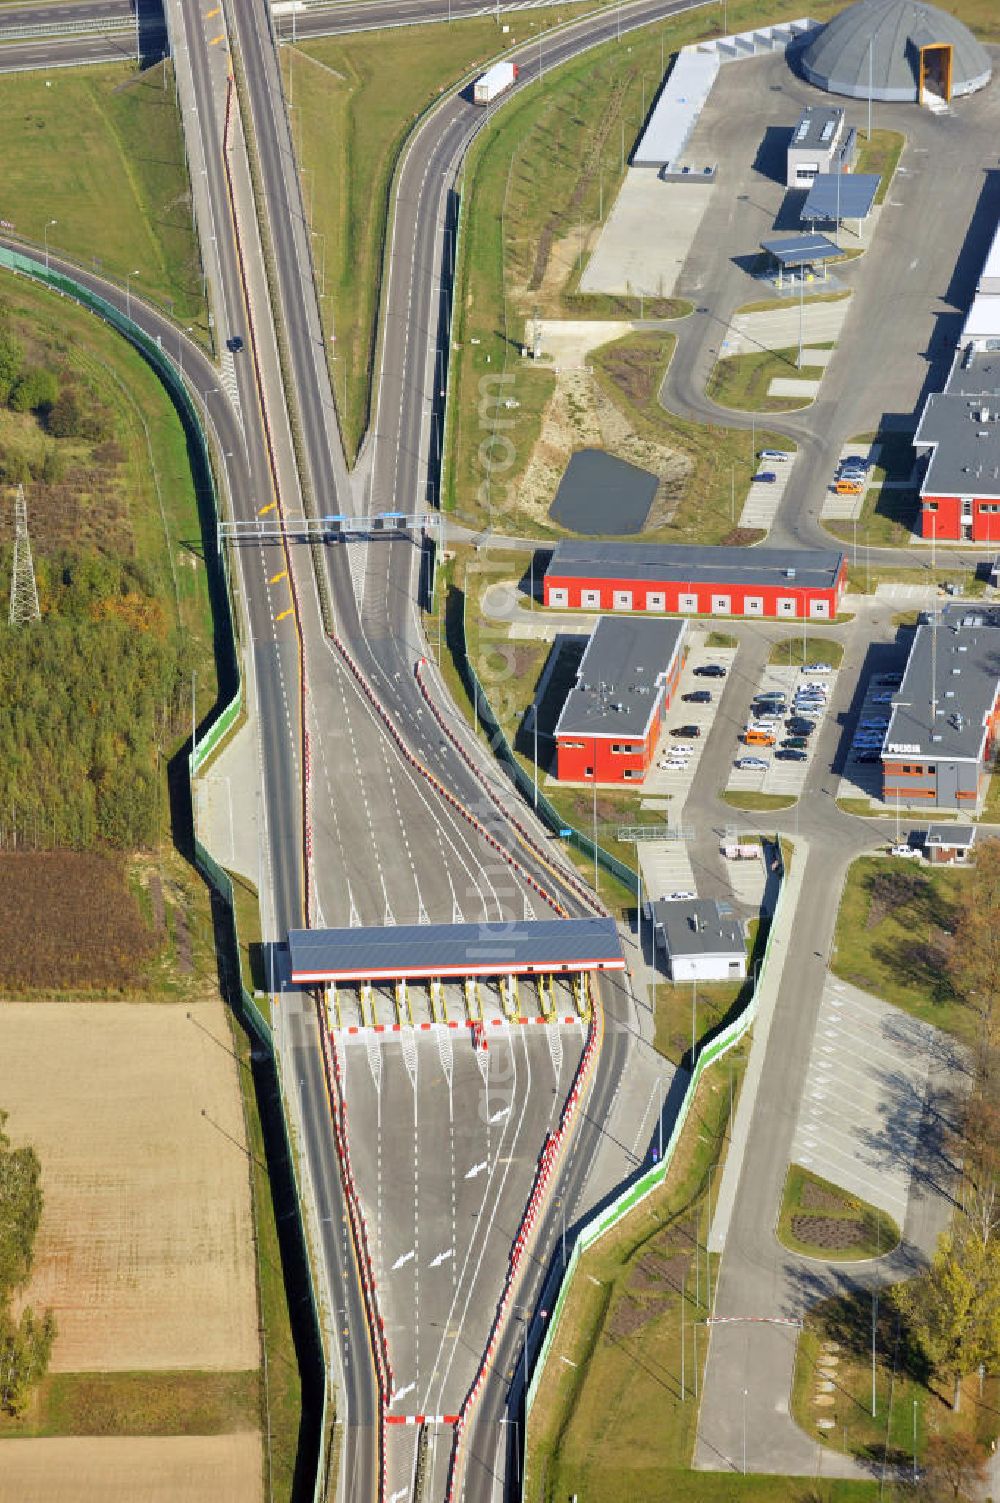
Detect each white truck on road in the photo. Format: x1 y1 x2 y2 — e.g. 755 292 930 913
473 61 518 105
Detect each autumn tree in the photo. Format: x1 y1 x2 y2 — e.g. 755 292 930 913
949 838 1000 1050
896 1225 1000 1410
918 1432 989 1502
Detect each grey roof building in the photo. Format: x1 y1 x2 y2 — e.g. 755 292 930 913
546 540 845 594
882 609 1000 810
786 104 845 187
915 349 1000 503
799 0 991 102
287 916 625 982
653 898 746 982
555 616 686 741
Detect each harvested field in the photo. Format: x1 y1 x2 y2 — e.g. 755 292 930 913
0 1433 261 1503
0 1000 257 1372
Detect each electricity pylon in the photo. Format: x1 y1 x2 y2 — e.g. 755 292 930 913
9 486 40 626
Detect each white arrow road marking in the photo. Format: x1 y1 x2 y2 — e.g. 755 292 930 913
465 1160 487 1180
392 1248 415 1271
430 1247 454 1269
489 1105 511 1125
392 1382 415 1404
390 1490 408 1503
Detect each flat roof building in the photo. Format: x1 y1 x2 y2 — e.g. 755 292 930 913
632 47 720 169
785 104 845 187
924 824 977 863
554 615 687 785
881 609 1000 811
287 916 625 983
543 540 847 620
653 898 746 982
915 349 1000 542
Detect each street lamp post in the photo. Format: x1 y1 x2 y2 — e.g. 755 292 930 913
742 1386 748 1473
126 268 140 321
43 219 57 272
797 261 805 368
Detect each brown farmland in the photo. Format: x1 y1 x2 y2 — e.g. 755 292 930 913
0 1433 262 1503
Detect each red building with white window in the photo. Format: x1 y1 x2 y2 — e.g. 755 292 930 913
554 616 686 785
915 350 1000 542
543 541 847 620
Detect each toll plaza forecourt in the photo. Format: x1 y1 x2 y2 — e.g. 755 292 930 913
287 918 623 1501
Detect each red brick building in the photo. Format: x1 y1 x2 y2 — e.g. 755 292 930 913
554 616 686 785
543 541 847 620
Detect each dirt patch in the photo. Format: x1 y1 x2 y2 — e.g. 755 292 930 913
0 1001 258 1372
791 1215 866 1250
607 1294 658 1340
518 366 690 531
0 1433 261 1503
800 1181 853 1215
629 1251 686 1294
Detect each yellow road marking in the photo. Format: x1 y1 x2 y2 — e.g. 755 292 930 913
204 5 221 15
209 32 226 45
275 607 294 623
269 569 287 585
258 501 276 516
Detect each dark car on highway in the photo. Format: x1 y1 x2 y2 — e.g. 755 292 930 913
682 690 712 704
694 664 727 678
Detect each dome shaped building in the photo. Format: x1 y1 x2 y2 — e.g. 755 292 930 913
799 0 991 104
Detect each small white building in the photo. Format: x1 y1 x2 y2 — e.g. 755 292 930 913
653 898 746 983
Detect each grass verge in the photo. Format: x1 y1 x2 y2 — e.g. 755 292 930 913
768 637 843 669
722 791 796 811
228 869 265 997
854 129 905 206
830 856 973 1041
706 347 821 412
0 60 209 343
705 630 738 648
777 1164 899 1262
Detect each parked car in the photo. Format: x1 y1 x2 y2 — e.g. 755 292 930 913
743 729 776 747
672 725 701 738
734 756 769 770
756 691 787 704
775 748 807 761
786 717 816 735
794 692 826 704
752 471 777 484
694 664 727 678
802 682 829 695
664 890 697 901
890 844 920 859
682 690 712 704
800 662 832 675
759 449 791 463
781 736 809 750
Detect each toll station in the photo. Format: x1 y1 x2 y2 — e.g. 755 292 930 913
287 916 624 1031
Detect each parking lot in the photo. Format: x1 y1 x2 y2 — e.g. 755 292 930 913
821 441 881 521
725 658 837 799
835 665 903 803
739 458 794 530
790 975 960 1227
640 633 739 810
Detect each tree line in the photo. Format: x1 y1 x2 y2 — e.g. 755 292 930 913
0 1110 54 1416
0 551 192 850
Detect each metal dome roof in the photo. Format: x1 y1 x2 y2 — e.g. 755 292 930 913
799 0 991 101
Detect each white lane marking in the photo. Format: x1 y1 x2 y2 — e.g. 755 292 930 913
392 1249 415 1271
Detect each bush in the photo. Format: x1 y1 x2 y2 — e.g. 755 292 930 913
46 386 82 438
0 331 23 404
9 367 58 415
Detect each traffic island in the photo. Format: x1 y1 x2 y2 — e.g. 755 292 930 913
778 1164 899 1262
